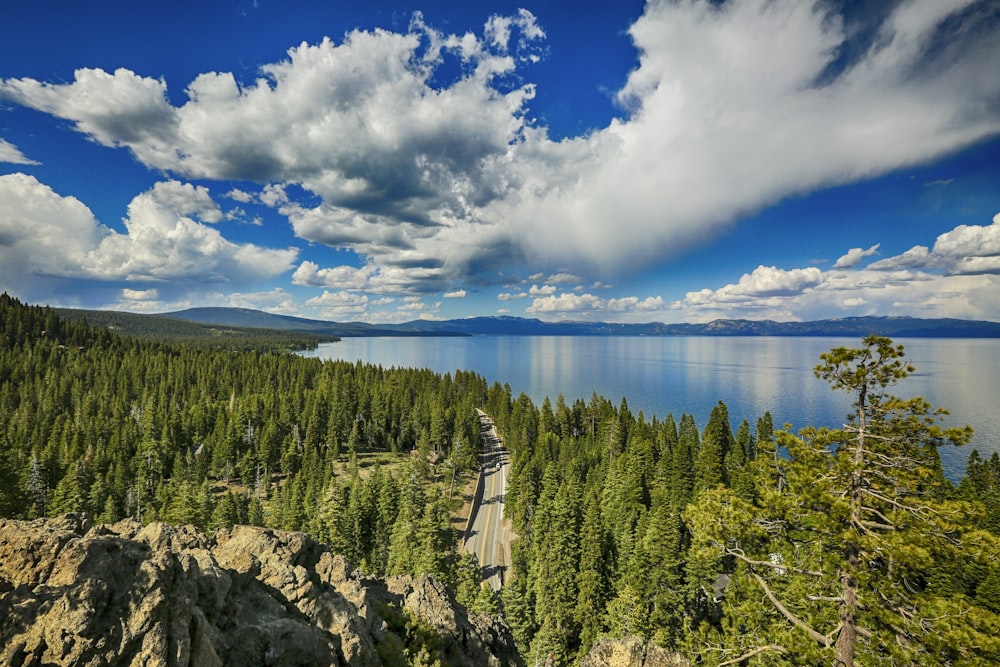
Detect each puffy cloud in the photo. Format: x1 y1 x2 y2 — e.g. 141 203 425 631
485 8 545 53
616 295 664 311
143 180 223 223
0 173 296 304
833 243 880 269
819 272 1000 321
1 18 539 237
526 292 666 320
291 259 445 296
2 2 998 295
868 245 935 271
394 296 441 318
870 213 1000 275
306 290 371 317
528 283 556 296
443 289 467 298
224 188 255 204
0 68 179 162
0 138 39 165
84 181 296 282
282 202 418 257
932 213 1000 264
675 262 947 320
717 265 824 300
121 288 159 301
527 293 606 314
951 256 1000 275
675 213 1000 321
260 184 289 207
115 288 164 312
292 261 378 290
219 288 301 315
0 173 105 284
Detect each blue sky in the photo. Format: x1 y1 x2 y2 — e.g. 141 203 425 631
1 0 998 324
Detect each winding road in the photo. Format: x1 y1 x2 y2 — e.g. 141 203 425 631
464 410 514 591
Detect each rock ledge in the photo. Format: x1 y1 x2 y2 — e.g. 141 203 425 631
0 514 520 667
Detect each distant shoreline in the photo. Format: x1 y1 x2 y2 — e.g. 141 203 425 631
56 305 1000 339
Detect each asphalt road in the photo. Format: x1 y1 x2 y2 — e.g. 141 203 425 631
464 410 512 591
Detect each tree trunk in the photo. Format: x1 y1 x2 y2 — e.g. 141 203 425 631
835 379 866 667
835 548 858 667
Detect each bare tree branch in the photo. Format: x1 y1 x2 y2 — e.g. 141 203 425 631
861 488 937 516
860 504 897 528
858 518 897 532
719 543 825 577
752 573 833 647
718 644 788 666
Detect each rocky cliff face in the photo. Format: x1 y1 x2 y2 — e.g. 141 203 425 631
0 514 521 667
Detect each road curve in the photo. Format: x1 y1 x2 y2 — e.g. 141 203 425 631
464 409 513 591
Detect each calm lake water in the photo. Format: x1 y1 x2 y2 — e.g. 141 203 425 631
301 336 1000 481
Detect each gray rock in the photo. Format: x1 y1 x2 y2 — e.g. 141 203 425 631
0 515 522 667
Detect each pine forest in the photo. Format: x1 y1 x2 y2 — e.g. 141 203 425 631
2 292 1000 666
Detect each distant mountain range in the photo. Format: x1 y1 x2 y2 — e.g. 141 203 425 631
158 307 1000 338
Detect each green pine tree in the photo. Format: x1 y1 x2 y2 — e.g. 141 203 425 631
685 336 1000 666
694 401 732 493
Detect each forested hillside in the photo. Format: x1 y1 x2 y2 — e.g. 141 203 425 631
3 293 1000 666
0 293 497 612
56 306 339 351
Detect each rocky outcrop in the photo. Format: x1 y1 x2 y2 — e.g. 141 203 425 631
0 514 521 667
579 637 689 667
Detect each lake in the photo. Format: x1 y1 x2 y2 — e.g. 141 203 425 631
301 336 1000 481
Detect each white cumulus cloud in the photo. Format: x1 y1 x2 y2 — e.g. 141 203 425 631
83 181 296 282
0 67 178 160
306 290 370 317
675 212 1000 321
868 245 935 271
226 288 303 315
719 265 824 299
527 293 606 315
870 213 1000 275
833 243 880 269
292 261 378 290
0 173 297 305
1 2 998 296
0 173 106 289
526 291 667 320
528 283 556 297
932 213 1000 268
121 288 159 301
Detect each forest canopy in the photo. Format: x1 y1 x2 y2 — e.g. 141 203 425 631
2 293 999 666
